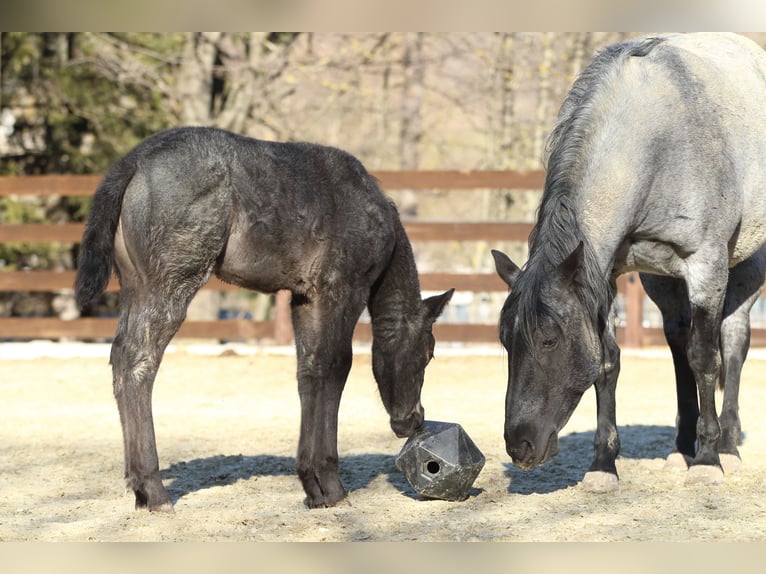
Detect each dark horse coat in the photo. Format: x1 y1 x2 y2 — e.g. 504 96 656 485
75 127 452 510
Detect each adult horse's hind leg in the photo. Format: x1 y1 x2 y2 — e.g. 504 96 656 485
717 249 766 473
290 288 367 508
642 248 765 477
111 219 224 510
640 273 698 469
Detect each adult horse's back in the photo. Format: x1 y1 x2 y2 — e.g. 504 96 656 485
75 127 453 510
492 33 766 491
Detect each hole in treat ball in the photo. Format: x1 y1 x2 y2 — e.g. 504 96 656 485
425 460 441 475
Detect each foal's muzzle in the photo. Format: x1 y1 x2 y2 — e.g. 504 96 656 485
391 401 425 438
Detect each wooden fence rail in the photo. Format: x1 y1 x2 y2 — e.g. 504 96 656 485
2 171 755 348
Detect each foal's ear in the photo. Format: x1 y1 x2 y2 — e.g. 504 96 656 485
557 241 585 284
423 288 454 324
491 249 520 288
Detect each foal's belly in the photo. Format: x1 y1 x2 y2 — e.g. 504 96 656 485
215 222 324 295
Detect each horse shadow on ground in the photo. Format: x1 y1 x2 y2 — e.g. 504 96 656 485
504 424 677 495
161 453 409 505
160 425 677 503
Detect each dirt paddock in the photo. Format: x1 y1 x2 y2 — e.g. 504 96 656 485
2 341 766 542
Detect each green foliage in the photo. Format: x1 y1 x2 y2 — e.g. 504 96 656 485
1 33 178 176
1 32 176 270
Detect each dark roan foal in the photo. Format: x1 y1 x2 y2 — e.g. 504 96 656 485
75 126 453 510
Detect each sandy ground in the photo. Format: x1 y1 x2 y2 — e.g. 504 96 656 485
2 342 766 542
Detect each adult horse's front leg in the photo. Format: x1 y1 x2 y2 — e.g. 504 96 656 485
291 291 365 508
684 254 728 485
582 297 621 493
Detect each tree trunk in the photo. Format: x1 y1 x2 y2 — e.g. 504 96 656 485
532 32 555 164
175 32 221 124
398 32 424 217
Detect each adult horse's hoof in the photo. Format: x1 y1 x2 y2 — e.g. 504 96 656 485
581 471 618 493
664 452 692 470
148 502 175 514
719 453 742 474
684 464 724 486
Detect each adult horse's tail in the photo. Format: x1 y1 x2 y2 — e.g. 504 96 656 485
74 154 138 309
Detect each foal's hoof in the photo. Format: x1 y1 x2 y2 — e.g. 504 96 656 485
305 497 351 509
719 453 742 474
664 452 692 470
684 464 724 486
305 491 350 509
581 471 619 493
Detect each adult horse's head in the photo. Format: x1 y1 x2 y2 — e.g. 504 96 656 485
492 242 606 470
372 289 454 438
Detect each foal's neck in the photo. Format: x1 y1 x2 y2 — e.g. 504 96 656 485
368 220 422 336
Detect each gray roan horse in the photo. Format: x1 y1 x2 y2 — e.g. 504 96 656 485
491 33 766 492
75 126 453 510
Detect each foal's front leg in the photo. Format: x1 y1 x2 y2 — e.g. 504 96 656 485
291 294 361 508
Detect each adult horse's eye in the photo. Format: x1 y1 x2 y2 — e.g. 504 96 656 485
541 336 558 350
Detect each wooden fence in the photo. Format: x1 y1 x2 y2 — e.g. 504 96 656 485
2 171 756 348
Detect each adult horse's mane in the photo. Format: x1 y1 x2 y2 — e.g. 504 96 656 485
503 36 667 352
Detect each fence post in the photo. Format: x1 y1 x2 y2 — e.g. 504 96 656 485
274 290 293 345
623 273 644 348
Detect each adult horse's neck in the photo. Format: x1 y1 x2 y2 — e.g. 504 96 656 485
523 194 614 341
368 217 423 343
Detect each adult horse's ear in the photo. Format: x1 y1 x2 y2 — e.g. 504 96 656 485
558 241 585 285
423 288 454 324
492 249 520 288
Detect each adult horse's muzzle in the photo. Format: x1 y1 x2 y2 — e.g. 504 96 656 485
390 401 425 438
505 424 559 470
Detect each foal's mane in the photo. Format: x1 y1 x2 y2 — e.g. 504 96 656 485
505 36 666 351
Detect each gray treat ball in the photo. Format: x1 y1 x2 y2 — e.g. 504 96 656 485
395 420 485 501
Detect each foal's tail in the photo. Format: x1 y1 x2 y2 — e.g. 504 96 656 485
74 155 138 309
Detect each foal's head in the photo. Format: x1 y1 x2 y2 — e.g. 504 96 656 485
372 289 453 438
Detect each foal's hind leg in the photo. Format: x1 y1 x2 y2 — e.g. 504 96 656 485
111 285 197 511
290 289 367 508
640 274 697 470
717 250 766 473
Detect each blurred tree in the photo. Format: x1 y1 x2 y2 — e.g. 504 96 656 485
397 32 424 217
1 32 179 284
8 33 763 319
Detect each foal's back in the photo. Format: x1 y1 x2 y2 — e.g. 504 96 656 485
117 127 397 295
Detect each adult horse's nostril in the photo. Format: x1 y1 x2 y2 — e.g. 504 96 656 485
507 439 536 469
544 431 559 460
